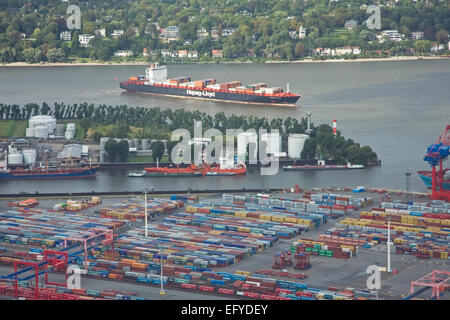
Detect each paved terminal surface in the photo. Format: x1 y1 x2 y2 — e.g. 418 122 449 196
0 190 448 300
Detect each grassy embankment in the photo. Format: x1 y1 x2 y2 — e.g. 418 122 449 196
0 120 28 138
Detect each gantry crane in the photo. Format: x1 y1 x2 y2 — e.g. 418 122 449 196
422 125 450 202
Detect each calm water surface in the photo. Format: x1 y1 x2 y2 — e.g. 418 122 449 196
0 60 449 193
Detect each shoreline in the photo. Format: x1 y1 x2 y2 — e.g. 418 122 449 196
0 56 448 67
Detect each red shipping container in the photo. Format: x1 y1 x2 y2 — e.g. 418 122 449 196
199 286 214 293
243 292 259 299
218 288 234 295
181 283 197 290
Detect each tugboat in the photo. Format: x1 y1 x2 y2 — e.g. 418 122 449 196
143 157 246 177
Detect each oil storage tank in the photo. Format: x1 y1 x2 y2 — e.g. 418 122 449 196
288 134 309 159
8 152 23 165
260 133 281 156
23 149 37 165
237 131 258 163
34 126 49 138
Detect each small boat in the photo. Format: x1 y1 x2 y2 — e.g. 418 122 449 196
127 170 147 177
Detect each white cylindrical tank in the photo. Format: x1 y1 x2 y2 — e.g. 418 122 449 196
8 152 23 165
141 139 149 150
288 134 309 159
22 149 37 164
260 133 281 155
26 128 35 137
34 126 49 138
133 139 140 150
65 130 74 140
100 137 109 151
29 115 56 134
237 131 258 162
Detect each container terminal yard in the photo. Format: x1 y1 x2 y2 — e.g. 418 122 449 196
0 186 448 301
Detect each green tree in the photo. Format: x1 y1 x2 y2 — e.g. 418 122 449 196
92 131 102 143
151 140 165 162
104 139 119 162
166 140 178 162
46 48 65 62
117 140 130 162
23 48 42 64
414 40 431 54
294 42 306 57
435 29 449 44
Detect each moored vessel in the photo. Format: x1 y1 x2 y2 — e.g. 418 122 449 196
283 160 365 171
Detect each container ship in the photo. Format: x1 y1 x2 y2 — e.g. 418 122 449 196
283 160 365 171
120 63 300 107
417 170 450 190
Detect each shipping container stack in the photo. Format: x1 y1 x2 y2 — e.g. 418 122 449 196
0 211 128 249
291 238 356 259
0 280 144 300
335 203 450 260
99 197 184 221
167 211 304 239
222 193 371 222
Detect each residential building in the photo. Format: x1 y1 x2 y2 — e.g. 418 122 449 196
211 49 223 58
112 30 124 37
188 50 198 58
160 26 179 42
197 28 209 38
143 48 155 57
246 49 255 58
95 28 106 38
344 20 357 30
184 39 192 46
430 43 444 52
114 50 133 57
335 46 356 56
78 34 94 46
211 28 220 39
222 28 236 37
381 30 404 42
410 31 424 40
299 26 306 39
178 50 188 58
60 31 71 41
289 31 298 39
161 49 171 57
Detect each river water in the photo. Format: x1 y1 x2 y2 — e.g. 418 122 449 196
0 60 449 194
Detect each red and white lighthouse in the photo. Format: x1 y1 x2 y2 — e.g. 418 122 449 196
332 119 337 136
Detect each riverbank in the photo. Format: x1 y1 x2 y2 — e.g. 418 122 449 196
1 56 448 67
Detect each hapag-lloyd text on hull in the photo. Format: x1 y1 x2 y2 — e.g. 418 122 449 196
186 89 216 98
